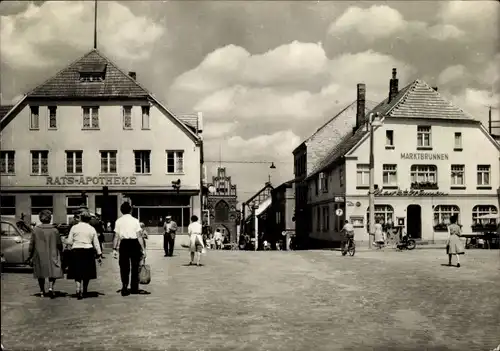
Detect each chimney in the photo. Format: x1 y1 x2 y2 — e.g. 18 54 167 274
356 83 366 130
128 71 136 80
197 111 203 133
432 86 438 91
388 68 399 103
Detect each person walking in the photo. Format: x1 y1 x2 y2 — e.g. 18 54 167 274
188 215 204 266
25 210 64 298
113 202 145 296
446 214 465 267
374 220 384 249
163 215 178 257
138 222 148 265
66 209 102 300
214 229 223 250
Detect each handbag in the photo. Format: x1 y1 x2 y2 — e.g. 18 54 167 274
139 260 151 285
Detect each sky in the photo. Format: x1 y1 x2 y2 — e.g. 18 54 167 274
1 0 499 200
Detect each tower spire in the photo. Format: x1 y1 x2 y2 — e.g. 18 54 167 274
93 0 98 49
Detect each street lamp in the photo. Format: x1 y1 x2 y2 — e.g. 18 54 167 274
368 112 382 249
252 203 259 251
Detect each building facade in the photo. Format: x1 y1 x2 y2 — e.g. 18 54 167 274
0 49 203 233
292 84 377 248
205 167 238 243
268 180 295 247
306 74 500 244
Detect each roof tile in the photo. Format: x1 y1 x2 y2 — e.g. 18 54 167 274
0 105 14 120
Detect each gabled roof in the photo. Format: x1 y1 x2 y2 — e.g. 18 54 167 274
27 49 149 99
306 79 480 180
244 182 274 207
0 105 14 120
370 79 474 121
293 99 377 154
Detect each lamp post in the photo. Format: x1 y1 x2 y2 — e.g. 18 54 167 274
253 204 259 251
368 112 381 249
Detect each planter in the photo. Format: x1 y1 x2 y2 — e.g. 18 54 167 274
411 182 439 190
471 224 498 232
433 224 448 232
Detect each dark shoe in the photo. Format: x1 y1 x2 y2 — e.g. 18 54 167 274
130 290 139 295
77 292 83 300
189 262 193 266
457 263 461 268
121 289 130 296
164 254 169 257
48 290 54 299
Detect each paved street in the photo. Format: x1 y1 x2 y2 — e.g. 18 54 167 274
2 244 500 351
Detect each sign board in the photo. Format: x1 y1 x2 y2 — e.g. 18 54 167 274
372 189 447 197
400 152 449 161
334 197 344 203
46 176 137 186
335 208 343 216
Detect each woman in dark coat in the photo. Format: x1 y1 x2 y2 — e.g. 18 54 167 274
26 209 64 298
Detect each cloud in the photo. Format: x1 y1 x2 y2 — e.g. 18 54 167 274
1 93 24 106
327 5 464 42
203 122 237 139
170 42 415 126
0 1 164 69
450 88 499 125
439 1 499 26
437 65 467 85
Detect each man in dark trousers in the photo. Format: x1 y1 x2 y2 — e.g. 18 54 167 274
113 202 144 296
163 215 178 257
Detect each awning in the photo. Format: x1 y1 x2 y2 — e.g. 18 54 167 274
255 197 272 216
477 214 499 220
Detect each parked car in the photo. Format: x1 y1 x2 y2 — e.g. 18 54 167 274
1 218 33 268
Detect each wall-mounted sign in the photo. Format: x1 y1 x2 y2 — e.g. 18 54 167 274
346 201 355 207
400 152 449 161
334 197 344 203
335 208 343 216
46 176 137 186
372 189 447 197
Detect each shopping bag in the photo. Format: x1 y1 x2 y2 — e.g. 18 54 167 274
139 263 151 285
201 247 207 254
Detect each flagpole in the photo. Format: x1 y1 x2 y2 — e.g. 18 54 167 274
94 0 98 49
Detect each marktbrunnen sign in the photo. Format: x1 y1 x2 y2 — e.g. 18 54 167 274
400 152 449 160
46 176 137 186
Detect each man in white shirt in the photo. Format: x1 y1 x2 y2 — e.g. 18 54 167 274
341 219 355 253
113 202 144 296
163 215 178 257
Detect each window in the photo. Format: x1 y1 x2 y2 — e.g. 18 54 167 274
417 126 431 147
30 195 53 225
30 151 49 175
123 106 132 129
79 73 104 82
0 151 15 174
316 207 320 232
366 205 394 225
142 106 150 129
477 165 490 186
0 195 16 217
48 106 57 129
382 164 397 186
339 165 344 187
321 172 329 193
385 130 394 147
315 177 319 196
82 107 99 129
30 106 39 130
472 205 498 226
166 151 184 173
66 151 83 174
433 205 460 229
66 196 88 223
322 206 329 232
356 164 369 186
100 151 117 174
454 132 462 149
134 150 151 174
451 165 465 186
410 165 437 188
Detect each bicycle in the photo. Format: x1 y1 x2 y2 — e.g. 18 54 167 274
341 237 356 256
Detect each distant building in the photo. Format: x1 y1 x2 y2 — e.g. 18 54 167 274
292 85 377 248
0 49 203 231
205 167 238 243
241 183 273 245
306 70 500 245
268 180 295 248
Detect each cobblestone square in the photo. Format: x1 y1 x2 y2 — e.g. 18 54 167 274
2 246 499 351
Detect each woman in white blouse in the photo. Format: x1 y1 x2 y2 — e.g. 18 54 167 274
188 215 204 266
66 209 102 300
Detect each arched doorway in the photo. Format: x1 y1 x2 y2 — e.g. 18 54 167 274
214 200 230 222
407 204 422 239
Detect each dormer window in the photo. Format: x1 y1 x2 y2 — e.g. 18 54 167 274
78 63 107 82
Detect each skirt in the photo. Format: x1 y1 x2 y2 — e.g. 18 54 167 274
67 248 97 281
446 235 465 255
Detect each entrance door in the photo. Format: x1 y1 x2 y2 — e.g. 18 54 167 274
406 204 422 239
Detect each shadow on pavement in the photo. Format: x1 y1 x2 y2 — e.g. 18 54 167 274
115 288 151 295
69 291 105 298
181 263 204 267
32 291 69 298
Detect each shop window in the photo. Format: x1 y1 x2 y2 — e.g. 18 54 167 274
472 205 498 230
410 165 437 189
417 125 431 148
433 205 460 231
30 196 53 225
66 196 88 224
366 205 394 226
356 164 369 187
0 195 16 217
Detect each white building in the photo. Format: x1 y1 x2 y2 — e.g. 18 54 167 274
306 71 500 244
